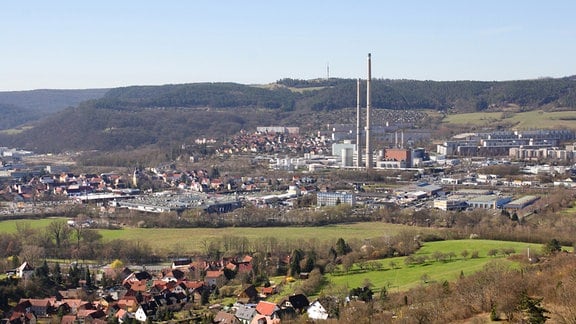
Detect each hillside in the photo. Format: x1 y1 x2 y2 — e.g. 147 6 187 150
2 77 576 153
0 88 108 130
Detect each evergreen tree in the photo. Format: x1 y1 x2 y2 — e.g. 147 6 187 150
303 250 316 273
335 238 352 256
85 267 93 288
519 293 549 324
289 249 304 277
35 260 50 284
68 263 81 287
52 263 63 286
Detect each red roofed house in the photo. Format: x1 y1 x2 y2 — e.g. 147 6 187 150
204 270 226 287
255 301 279 317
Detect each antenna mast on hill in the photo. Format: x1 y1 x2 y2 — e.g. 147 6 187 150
326 62 330 80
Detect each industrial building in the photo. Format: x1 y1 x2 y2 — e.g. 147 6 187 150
317 192 355 207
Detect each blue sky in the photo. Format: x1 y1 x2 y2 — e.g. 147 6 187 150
1 1 575 91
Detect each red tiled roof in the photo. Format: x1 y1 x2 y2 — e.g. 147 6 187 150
256 301 277 316
130 280 147 292
77 309 97 318
184 280 204 289
205 270 224 278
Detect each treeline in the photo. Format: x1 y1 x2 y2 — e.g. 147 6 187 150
103 82 298 111
281 76 576 112
0 221 159 269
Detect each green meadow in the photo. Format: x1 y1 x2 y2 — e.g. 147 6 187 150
0 220 438 255
96 222 439 254
442 110 576 129
0 217 67 233
328 240 542 292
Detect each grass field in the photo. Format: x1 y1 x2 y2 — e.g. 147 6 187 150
328 240 542 293
0 217 67 233
442 110 576 129
0 219 437 255
96 222 438 255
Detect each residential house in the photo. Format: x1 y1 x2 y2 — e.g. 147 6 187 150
134 305 148 323
162 269 185 282
117 296 139 313
287 294 309 313
77 309 107 322
15 262 34 279
307 300 329 320
8 311 37 324
255 301 280 319
183 280 204 303
123 271 152 285
250 314 281 324
204 270 226 287
235 304 257 324
214 311 240 324
260 286 277 298
61 298 85 314
237 284 259 303
61 314 77 324
16 299 51 317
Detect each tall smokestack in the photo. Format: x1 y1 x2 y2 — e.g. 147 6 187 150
356 78 362 168
365 53 372 170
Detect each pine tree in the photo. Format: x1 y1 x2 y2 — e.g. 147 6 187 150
52 263 63 286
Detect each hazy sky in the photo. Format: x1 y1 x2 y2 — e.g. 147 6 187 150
1 1 575 91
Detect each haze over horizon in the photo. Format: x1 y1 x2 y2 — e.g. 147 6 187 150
2 1 575 91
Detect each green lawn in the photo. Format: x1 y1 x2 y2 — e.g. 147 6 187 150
328 240 541 292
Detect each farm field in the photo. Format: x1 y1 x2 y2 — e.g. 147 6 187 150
328 240 542 293
442 110 576 129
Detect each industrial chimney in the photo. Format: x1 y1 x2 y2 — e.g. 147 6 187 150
356 78 362 168
365 53 372 170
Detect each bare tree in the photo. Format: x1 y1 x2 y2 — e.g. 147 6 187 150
47 220 71 249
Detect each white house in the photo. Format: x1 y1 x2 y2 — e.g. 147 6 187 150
16 262 34 279
135 306 147 323
306 300 329 320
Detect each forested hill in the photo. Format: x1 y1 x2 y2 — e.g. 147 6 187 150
279 76 576 112
0 88 109 130
90 77 576 112
2 77 576 153
0 88 109 113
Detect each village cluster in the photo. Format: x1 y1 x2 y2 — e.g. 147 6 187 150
8 256 329 323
